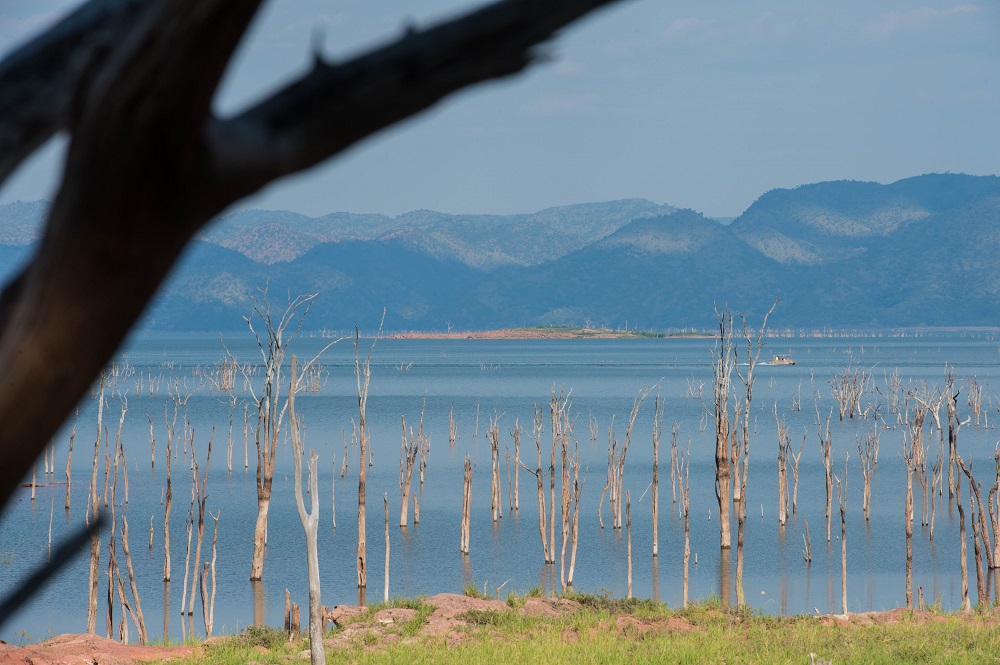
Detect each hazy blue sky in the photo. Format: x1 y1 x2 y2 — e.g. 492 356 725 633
1 0 997 218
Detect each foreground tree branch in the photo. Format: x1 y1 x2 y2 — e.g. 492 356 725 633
0 0 626 512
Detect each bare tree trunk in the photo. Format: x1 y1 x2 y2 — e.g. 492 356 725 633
904 435 914 609
553 391 572 591
732 300 775 608
837 456 848 618
789 433 803 516
120 516 147 644
65 424 75 511
289 355 325 665
490 415 503 523
652 396 661 557
449 405 459 448
958 456 989 606
187 428 213 616
87 375 106 635
460 454 473 555
680 443 691 608
512 419 520 513
355 324 380 589
399 415 419 527
384 493 390 603
819 413 834 543
712 308 736 549
858 428 878 521
244 291 332 581
567 446 582 587
775 409 790 527
161 393 181 583
626 491 632 599
520 405 551 563
989 450 1000 569
957 466 971 612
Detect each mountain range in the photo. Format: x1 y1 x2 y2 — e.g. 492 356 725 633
1 173 997 332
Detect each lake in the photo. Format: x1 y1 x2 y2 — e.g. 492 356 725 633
1 329 999 643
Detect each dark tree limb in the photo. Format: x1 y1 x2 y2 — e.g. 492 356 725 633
0 0 626 513
0 0 151 185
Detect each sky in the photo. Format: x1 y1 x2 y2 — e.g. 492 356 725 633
0 0 998 219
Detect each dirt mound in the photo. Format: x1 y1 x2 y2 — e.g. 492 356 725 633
0 634 195 665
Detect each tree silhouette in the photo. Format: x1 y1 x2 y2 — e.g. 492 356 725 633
0 0 626 512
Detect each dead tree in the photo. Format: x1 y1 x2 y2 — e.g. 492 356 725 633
199 511 219 638
510 419 521 513
774 408 791 527
670 423 679 506
517 405 552 563
789 432 804 516
680 442 692 608
241 290 315 581
460 454 474 555
818 411 834 543
626 490 633 599
608 388 649 530
383 493 390 603
566 439 583 588
930 447 944 540
86 374 106 635
909 388 936 526
288 356 325 665
355 320 381 589
552 391 575 591
966 375 985 426
903 428 915 608
489 414 503 523
449 405 459 448
119 516 147 644
65 423 76 511
733 300 775 607
399 414 420 527
598 417 615 530
711 307 737 549
989 448 1000 569
162 381 193 583
186 427 213 616
955 456 972 612
651 395 662 557
830 364 871 421
957 456 989 606
857 428 878 521
836 455 848 618
945 372 969 500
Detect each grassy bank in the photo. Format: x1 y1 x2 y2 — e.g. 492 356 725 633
167 594 1000 665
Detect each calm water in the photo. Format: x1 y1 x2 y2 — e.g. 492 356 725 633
1 330 999 642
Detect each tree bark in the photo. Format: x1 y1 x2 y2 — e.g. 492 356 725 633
0 0 628 517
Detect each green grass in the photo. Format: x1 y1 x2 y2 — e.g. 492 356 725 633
159 597 1000 665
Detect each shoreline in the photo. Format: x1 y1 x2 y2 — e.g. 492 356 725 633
3 594 997 664
389 327 711 340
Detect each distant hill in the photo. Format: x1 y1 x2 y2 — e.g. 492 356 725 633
201 199 677 269
2 173 997 331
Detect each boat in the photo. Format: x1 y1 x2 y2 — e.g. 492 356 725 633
771 354 796 366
